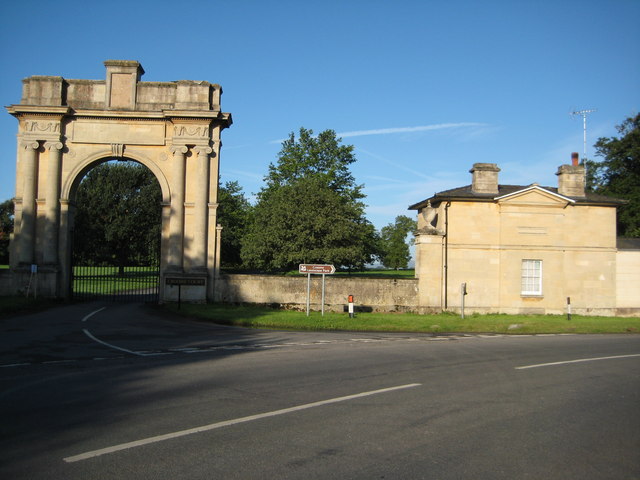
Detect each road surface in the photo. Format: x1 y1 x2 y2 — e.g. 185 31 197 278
1 302 638 479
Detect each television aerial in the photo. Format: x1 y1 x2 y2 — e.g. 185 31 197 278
571 108 597 162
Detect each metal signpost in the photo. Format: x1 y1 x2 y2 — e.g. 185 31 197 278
299 264 335 316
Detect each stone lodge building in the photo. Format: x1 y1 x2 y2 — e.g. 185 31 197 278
409 159 640 316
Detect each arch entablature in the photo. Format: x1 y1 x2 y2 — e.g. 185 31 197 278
6 60 232 302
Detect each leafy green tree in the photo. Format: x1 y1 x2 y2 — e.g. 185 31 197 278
73 161 162 273
265 128 362 198
241 128 379 271
380 215 416 270
0 199 14 265
586 114 640 237
217 180 252 269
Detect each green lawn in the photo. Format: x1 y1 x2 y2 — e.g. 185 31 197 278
73 266 159 295
334 269 415 278
165 303 640 335
278 268 415 278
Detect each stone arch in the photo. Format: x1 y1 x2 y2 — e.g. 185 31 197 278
63 150 171 204
6 60 232 302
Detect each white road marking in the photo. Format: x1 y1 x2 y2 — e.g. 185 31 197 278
63 383 422 463
82 329 146 357
81 307 106 322
516 353 640 370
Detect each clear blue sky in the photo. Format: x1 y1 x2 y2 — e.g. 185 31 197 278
1 0 638 231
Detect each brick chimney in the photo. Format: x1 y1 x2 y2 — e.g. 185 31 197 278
470 163 500 194
556 154 585 197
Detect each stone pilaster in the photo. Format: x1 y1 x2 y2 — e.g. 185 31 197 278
168 145 188 271
57 199 72 298
215 223 223 269
192 146 212 271
211 223 223 300
43 141 63 265
18 141 40 265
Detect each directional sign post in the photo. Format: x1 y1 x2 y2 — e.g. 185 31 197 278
299 264 335 316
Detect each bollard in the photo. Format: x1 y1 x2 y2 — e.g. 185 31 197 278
348 295 354 318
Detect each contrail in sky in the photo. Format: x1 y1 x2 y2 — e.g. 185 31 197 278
269 122 488 144
336 122 488 138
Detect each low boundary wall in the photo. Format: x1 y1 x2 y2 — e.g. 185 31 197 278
0 270 12 296
214 274 419 313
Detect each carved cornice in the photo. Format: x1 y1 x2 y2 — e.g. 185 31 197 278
73 112 166 122
164 110 221 120
6 105 70 117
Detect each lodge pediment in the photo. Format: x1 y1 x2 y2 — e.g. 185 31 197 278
495 185 574 207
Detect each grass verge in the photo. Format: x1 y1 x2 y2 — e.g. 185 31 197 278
164 303 640 334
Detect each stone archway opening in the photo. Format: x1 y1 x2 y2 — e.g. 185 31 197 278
6 60 232 302
70 158 163 302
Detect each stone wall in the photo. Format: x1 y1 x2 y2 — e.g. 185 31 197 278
214 274 419 313
0 270 12 296
616 250 640 316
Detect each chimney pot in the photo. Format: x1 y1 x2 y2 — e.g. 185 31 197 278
571 152 580 166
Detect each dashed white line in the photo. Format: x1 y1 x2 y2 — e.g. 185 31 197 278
63 383 422 463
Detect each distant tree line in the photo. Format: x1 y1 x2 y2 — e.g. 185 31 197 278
586 113 640 237
0 199 13 265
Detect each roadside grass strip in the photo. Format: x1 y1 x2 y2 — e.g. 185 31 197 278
166 303 640 335
64 383 422 463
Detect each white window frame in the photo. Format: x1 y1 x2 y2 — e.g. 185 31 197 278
521 259 543 296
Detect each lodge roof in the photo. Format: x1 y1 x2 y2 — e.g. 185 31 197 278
617 237 640 250
408 184 627 210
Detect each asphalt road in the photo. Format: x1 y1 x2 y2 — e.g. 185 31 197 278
1 302 639 479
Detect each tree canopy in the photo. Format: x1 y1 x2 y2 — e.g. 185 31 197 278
0 199 14 265
217 180 252 269
587 114 640 237
73 161 162 271
265 127 362 198
379 215 416 270
241 128 379 271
